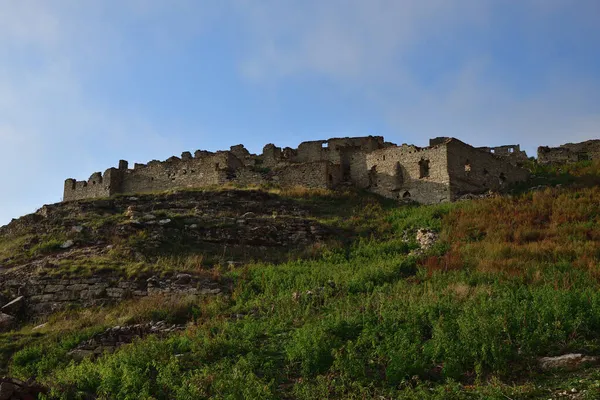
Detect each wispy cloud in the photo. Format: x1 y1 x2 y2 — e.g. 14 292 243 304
234 0 600 152
0 0 598 225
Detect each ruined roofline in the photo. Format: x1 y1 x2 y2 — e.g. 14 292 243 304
265 135 385 151
64 149 241 187
539 139 600 150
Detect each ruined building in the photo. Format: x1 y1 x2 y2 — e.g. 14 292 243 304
538 140 600 165
63 136 530 204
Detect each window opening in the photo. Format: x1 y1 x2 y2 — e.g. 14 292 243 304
419 158 430 178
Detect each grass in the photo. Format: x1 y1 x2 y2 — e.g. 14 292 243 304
2 163 600 398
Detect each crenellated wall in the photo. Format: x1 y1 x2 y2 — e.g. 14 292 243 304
63 135 531 205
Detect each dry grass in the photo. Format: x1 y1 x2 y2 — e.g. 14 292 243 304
441 187 600 279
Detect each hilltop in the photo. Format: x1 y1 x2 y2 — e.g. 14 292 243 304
0 160 599 398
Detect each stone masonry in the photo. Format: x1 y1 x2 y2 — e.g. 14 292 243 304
64 136 531 204
538 139 600 165
0 273 222 316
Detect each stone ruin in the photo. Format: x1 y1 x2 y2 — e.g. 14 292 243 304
64 136 531 205
538 139 600 165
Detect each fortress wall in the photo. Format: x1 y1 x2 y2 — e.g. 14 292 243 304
62 135 532 204
446 140 529 198
538 140 600 164
232 168 269 187
230 144 257 167
366 144 451 204
63 168 123 202
119 152 241 194
265 136 386 167
477 144 529 166
295 141 327 163
262 144 283 167
274 161 341 189
349 152 370 188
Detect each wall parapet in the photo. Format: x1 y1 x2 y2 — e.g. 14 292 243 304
62 135 531 205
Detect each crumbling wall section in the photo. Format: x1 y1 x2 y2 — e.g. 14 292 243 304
1 274 221 316
477 144 529 166
63 166 125 202
119 151 242 195
273 161 341 189
366 144 451 204
447 140 529 198
538 140 600 164
230 145 257 167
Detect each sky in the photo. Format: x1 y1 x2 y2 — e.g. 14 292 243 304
0 0 599 225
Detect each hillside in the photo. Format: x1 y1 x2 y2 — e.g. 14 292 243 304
0 162 600 399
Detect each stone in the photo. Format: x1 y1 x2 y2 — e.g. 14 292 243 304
60 240 75 249
240 212 256 219
63 136 529 205
158 219 171 225
1 296 24 316
141 213 156 221
416 229 438 250
44 284 65 293
71 225 84 233
0 382 15 400
538 354 599 371
0 313 15 332
124 205 137 218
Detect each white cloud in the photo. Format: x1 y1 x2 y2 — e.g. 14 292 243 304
0 1 213 225
233 0 599 155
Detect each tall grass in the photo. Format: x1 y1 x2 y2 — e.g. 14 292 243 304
5 175 600 398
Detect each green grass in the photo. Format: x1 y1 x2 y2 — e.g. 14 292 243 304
2 165 600 398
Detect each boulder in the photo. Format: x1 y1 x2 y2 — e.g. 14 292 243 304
60 240 75 249
538 353 599 371
0 313 15 332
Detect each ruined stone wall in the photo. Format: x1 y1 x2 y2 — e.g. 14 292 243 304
230 145 257 167
477 144 529 166
365 144 451 204
446 140 529 198
262 136 385 169
63 167 124 202
538 140 600 165
232 161 341 189
63 135 531 204
119 152 241 194
1 274 221 316
272 161 341 189
295 141 327 163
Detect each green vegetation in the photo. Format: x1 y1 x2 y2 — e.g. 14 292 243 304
1 162 600 398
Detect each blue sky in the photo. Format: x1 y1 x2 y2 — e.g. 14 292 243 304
1 0 599 225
